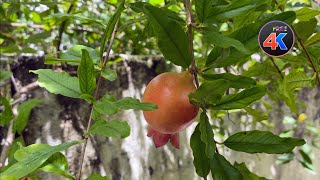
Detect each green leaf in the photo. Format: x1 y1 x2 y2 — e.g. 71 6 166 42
213 86 266 110
143 4 191 68
115 97 158 110
224 130 306 154
195 0 217 23
210 153 243 180
190 124 211 178
93 95 157 115
0 176 18 180
199 112 216 158
14 99 42 134
305 32 320 47
49 13 106 27
25 31 51 43
100 0 125 59
206 11 296 68
101 68 117 81
89 120 130 138
86 173 110 180
296 7 320 21
128 2 185 24
234 162 267 180
44 56 81 65
205 31 250 54
233 10 261 30
81 94 95 104
189 80 229 107
207 0 271 21
21 47 37 54
6 137 25 170
284 71 313 90
40 152 75 179
293 18 317 42
0 45 20 54
31 69 82 99
1 141 79 179
244 107 268 122
61 45 99 64
202 73 256 89
0 97 14 125
299 149 312 165
0 70 12 82
78 49 96 95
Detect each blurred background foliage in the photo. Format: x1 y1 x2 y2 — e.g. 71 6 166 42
1 0 320 176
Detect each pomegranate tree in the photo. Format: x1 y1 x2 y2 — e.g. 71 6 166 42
142 71 199 149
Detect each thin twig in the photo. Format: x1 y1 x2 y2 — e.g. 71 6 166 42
0 118 15 168
76 19 119 180
56 1 76 58
293 28 320 87
270 57 284 79
272 0 320 87
185 0 199 88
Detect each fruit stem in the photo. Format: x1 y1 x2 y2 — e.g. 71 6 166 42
76 19 119 180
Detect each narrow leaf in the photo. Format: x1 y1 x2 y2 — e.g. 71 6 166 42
143 4 191 68
195 0 217 23
189 80 229 107
234 162 268 180
78 49 96 95
305 32 320 46
1 141 79 179
244 107 268 122
296 7 320 21
210 153 243 180
213 86 266 110
224 131 306 154
0 97 14 125
61 45 99 64
14 99 42 134
89 120 130 138
115 97 158 111
293 18 317 42
44 56 81 65
202 73 256 89
93 95 157 115
49 13 106 27
190 124 211 178
100 0 125 59
205 31 250 54
199 112 216 158
284 71 313 90
207 0 271 21
31 69 82 99
0 70 12 82
101 68 117 81
40 152 74 179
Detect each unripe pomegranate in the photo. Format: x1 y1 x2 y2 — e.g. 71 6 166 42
142 71 199 149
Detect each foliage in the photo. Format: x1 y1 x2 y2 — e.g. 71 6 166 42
1 0 319 179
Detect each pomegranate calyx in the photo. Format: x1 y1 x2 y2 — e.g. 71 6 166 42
147 127 180 149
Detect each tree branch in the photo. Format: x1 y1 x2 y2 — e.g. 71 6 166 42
56 1 76 58
76 19 119 180
270 57 284 79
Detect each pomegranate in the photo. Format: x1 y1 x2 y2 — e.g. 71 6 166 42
142 71 199 149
